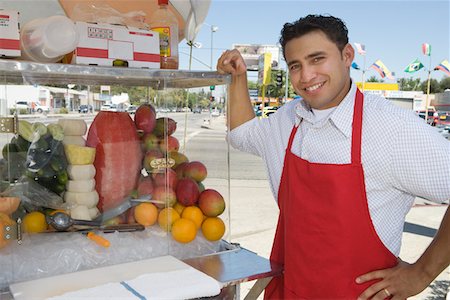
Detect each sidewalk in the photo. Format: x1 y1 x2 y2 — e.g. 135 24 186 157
230 179 449 299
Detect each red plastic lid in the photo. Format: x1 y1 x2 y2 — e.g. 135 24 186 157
158 0 169 5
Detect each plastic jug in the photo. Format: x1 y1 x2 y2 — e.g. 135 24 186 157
20 15 79 63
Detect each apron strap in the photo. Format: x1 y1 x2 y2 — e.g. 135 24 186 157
287 123 299 151
351 89 364 165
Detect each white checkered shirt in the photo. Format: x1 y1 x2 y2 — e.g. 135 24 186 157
228 83 450 255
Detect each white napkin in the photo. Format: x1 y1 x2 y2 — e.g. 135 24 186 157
47 267 221 300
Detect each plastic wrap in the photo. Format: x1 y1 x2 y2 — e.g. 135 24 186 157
71 3 148 29
0 227 221 289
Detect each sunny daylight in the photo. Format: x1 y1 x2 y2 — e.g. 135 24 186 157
0 1 448 300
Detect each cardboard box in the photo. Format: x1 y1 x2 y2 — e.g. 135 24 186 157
0 10 20 57
72 22 160 69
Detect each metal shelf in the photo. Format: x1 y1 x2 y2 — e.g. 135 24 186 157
0 59 230 88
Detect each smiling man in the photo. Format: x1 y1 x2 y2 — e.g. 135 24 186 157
217 14 450 300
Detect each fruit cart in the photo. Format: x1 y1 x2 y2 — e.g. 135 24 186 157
0 59 282 299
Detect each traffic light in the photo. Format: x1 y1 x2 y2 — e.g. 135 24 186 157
210 85 215 91
276 72 283 87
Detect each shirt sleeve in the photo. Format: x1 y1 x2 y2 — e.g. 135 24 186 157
227 116 275 158
390 118 450 203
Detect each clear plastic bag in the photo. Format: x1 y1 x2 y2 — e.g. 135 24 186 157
71 3 148 29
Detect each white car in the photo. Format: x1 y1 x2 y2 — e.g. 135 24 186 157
33 102 50 113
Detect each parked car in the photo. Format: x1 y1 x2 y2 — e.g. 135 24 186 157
127 105 137 114
33 102 50 113
78 105 92 113
192 107 202 114
13 101 31 112
100 104 112 111
416 110 439 126
211 109 220 117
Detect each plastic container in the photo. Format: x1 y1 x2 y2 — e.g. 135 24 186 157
149 0 179 69
20 15 79 63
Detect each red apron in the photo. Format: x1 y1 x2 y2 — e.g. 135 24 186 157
265 89 397 299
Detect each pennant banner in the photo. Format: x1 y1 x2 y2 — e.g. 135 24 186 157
404 58 424 73
354 43 366 55
371 59 395 80
434 59 450 76
422 43 431 56
351 62 360 70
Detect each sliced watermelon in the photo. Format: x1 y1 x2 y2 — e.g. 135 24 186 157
87 111 142 212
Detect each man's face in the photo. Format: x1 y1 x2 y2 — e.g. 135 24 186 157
285 30 354 110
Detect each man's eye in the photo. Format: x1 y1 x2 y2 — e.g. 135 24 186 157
290 64 300 71
313 57 324 63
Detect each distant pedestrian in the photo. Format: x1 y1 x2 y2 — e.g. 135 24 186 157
217 14 449 299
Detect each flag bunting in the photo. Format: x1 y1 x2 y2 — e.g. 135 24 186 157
404 58 424 73
422 43 431 56
434 59 450 76
371 60 395 80
354 43 366 55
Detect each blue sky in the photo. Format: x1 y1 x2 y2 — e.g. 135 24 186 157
178 0 450 83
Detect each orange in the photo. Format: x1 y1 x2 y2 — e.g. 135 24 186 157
134 203 158 227
171 218 197 243
0 212 15 249
173 202 185 216
201 217 225 242
158 207 180 232
181 206 204 229
23 211 47 233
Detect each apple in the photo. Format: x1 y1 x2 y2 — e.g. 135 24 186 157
142 133 160 151
174 162 188 179
198 189 225 217
153 168 178 189
134 104 157 133
143 149 164 172
183 161 207 182
169 151 189 169
152 117 177 137
159 136 180 153
153 186 177 208
137 177 154 197
176 178 200 206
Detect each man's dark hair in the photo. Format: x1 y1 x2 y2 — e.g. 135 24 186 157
279 15 349 58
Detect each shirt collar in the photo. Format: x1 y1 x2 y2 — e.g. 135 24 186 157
294 82 358 138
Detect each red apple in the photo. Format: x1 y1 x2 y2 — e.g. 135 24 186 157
153 117 177 137
137 177 154 197
153 168 178 189
143 149 164 172
198 189 225 217
159 136 180 153
176 178 200 206
135 104 156 133
142 133 160 151
183 161 207 182
153 186 177 208
174 162 188 179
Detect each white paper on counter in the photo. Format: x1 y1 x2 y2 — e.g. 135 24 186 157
9 255 221 300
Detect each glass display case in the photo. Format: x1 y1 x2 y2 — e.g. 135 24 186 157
0 59 281 299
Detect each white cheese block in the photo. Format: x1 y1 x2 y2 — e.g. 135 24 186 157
64 190 99 208
67 165 96 180
58 119 87 136
63 135 86 146
66 179 95 193
70 205 92 221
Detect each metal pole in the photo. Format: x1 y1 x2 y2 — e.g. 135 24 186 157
284 69 289 102
210 28 213 71
424 55 432 124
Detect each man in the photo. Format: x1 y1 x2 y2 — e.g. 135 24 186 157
217 15 449 299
